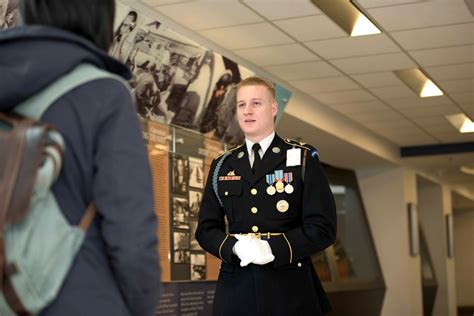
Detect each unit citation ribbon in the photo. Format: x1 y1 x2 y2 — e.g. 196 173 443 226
274 170 285 193
284 172 294 194
266 173 276 195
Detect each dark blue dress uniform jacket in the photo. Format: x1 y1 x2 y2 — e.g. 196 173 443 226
0 26 161 316
196 134 337 316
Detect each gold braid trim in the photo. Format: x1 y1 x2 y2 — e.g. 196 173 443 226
218 235 229 263
215 143 244 160
282 233 293 264
283 138 311 151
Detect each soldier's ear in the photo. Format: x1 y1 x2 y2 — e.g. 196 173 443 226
271 99 278 117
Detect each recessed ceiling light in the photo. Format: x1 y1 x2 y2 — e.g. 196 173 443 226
446 113 474 133
460 166 474 176
311 0 381 37
394 68 444 98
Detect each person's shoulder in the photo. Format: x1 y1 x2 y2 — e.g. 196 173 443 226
282 138 320 159
214 143 245 161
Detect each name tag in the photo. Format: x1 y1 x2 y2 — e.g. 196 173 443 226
219 176 241 181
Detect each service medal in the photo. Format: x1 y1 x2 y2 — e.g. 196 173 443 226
284 172 294 194
276 200 289 213
274 170 284 193
266 174 276 196
275 181 285 193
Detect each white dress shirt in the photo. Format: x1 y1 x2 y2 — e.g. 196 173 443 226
245 132 275 168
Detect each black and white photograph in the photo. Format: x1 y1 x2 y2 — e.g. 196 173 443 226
0 0 18 29
173 231 190 264
172 197 189 229
171 155 189 194
188 157 204 189
123 19 207 124
174 249 190 264
110 10 140 62
189 220 200 251
188 190 202 219
190 253 206 281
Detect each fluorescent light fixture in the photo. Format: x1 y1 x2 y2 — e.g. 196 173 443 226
460 165 474 176
311 0 381 37
445 113 474 133
394 68 444 98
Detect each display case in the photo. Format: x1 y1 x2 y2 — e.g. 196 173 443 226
318 164 386 316
419 226 437 316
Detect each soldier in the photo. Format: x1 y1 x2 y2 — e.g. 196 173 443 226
196 76 337 315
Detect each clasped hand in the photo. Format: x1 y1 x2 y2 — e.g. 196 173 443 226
233 234 275 267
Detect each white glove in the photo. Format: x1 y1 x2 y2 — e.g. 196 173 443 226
252 239 275 265
233 234 259 267
233 235 275 266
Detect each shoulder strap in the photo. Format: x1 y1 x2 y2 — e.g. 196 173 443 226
14 64 128 119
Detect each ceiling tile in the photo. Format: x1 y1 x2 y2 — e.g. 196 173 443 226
352 72 404 88
439 78 474 94
410 45 474 67
365 118 418 130
414 116 456 128
306 34 400 59
274 15 346 42
290 77 359 94
145 0 193 5
331 52 416 74
264 61 341 81
435 132 474 143
199 23 294 50
386 95 454 109
451 92 474 105
370 85 416 100
367 2 474 31
399 104 460 118
234 44 319 66
350 109 406 123
243 0 321 20
313 89 376 104
155 0 263 30
356 0 422 9
425 63 474 81
329 100 389 114
391 23 474 50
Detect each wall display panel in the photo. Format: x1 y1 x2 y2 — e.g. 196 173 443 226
114 1 292 147
0 0 17 29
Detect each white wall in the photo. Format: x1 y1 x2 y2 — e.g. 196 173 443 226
357 167 423 316
454 210 474 306
417 181 457 316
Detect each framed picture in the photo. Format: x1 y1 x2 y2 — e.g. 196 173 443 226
446 214 454 258
407 203 419 256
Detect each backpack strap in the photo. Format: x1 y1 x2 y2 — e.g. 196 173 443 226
14 64 126 229
14 63 129 119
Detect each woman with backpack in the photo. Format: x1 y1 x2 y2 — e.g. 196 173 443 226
0 1 161 315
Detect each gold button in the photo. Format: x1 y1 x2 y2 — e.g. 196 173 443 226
252 225 259 232
251 188 257 195
225 191 229 196
297 262 302 267
251 207 258 214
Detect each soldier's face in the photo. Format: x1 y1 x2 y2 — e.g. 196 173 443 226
236 85 278 141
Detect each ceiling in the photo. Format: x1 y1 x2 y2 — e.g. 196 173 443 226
138 0 474 200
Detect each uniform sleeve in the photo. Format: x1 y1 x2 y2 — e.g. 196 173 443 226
92 80 161 316
195 158 239 265
268 149 337 268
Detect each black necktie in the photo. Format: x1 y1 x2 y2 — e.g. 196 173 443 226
252 143 261 174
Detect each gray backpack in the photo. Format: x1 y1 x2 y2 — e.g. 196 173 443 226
0 64 127 315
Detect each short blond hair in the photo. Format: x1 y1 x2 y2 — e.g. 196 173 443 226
236 76 275 99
